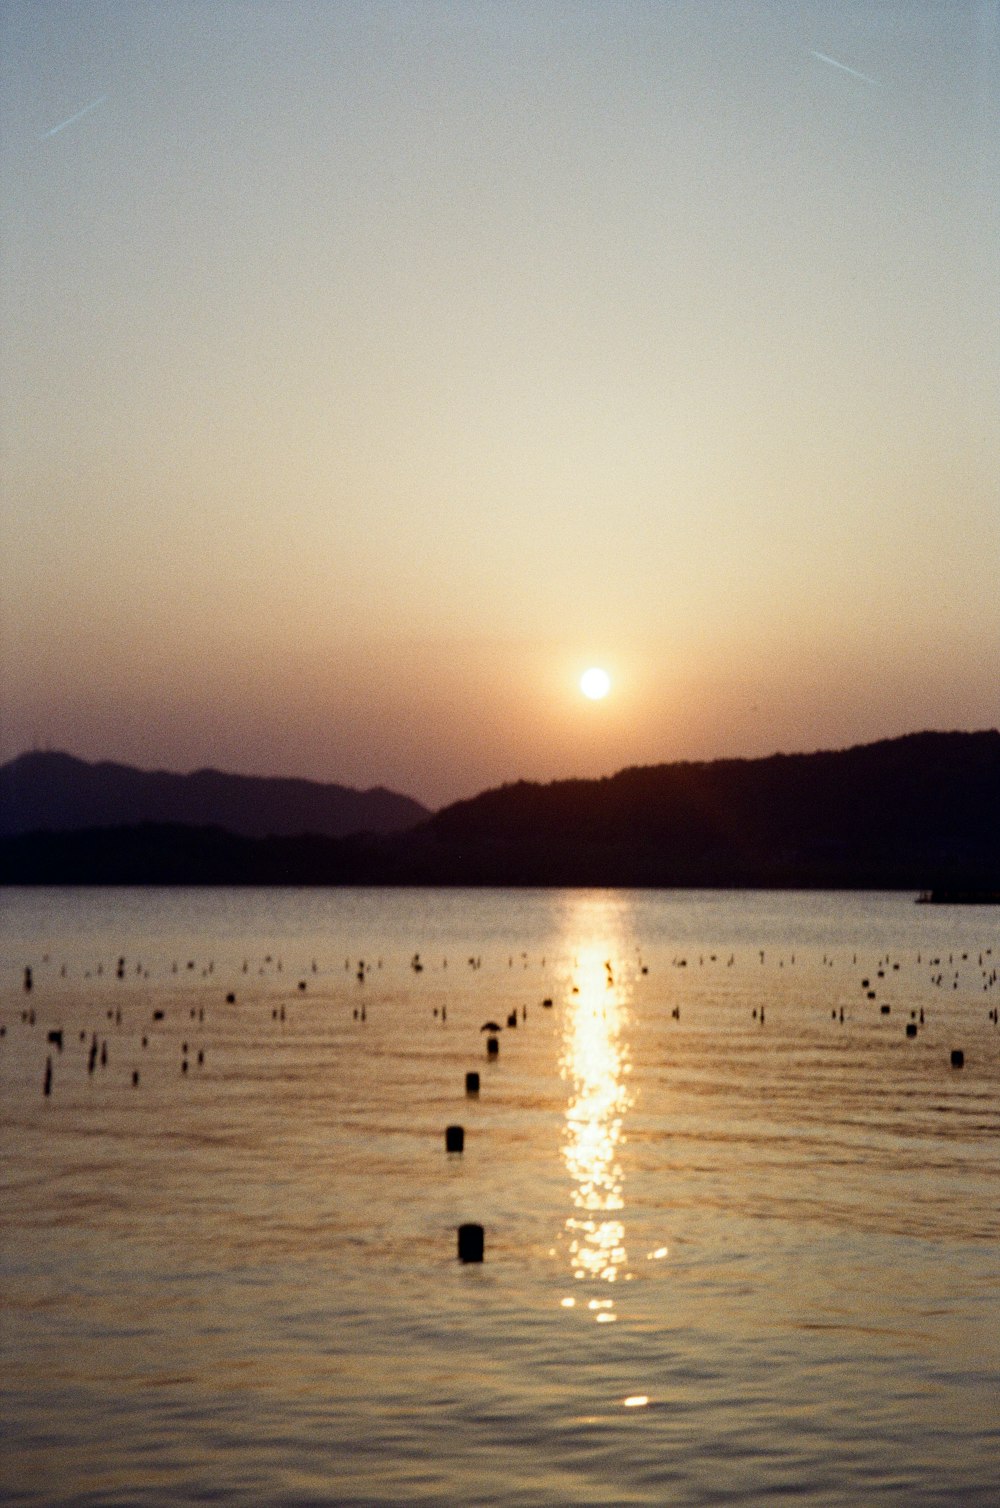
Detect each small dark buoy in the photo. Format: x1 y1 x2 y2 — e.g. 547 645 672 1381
906 1022 917 1038
458 1223 484 1262
465 1071 480 1095
445 1125 465 1152
298 980 306 991
153 1009 165 1021
950 1049 964 1068
43 1056 52 1095
23 966 32 992
880 1004 891 1015
47 1029 63 1050
506 1011 518 1028
226 993 235 1004
132 1069 140 1087
542 997 553 1008
487 1036 499 1057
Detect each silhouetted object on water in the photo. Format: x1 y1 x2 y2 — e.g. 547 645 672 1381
951 1049 965 1068
465 1071 480 1095
445 1126 465 1153
458 1224 484 1262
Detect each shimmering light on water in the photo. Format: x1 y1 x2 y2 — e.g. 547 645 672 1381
559 901 635 1317
1 886 998 1506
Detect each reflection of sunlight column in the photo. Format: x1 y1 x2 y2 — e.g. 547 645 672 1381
560 932 633 1321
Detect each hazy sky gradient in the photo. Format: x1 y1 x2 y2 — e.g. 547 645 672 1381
2 0 998 805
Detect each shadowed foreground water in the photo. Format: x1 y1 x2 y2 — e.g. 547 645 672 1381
2 887 998 1505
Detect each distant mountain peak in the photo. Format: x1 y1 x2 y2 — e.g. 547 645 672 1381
0 750 430 839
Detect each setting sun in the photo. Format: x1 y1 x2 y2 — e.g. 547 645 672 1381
580 667 611 700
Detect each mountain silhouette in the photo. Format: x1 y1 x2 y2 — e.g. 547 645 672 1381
418 730 999 888
1 732 997 888
0 751 428 840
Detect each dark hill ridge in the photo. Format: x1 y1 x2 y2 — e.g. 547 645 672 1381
0 751 429 840
422 730 999 886
432 730 999 842
1 731 997 887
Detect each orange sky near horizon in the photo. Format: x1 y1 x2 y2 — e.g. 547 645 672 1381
2 1 997 806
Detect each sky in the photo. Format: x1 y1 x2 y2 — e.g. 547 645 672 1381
2 0 998 808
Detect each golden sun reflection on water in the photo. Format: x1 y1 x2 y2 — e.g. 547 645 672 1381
560 936 634 1318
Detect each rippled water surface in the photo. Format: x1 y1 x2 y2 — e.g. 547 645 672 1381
2 887 998 1505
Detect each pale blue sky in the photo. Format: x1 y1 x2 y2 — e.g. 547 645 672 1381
2 1 997 804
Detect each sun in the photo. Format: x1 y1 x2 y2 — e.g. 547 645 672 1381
580 667 611 700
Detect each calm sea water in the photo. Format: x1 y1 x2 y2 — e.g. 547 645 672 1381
1 887 998 1506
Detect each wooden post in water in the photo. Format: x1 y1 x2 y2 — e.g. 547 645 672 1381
457 1223 484 1262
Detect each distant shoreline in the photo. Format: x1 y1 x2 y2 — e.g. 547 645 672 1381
3 732 997 893
917 889 1000 905
0 822 996 897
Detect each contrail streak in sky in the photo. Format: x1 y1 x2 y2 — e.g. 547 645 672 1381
810 51 878 86
39 95 108 140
